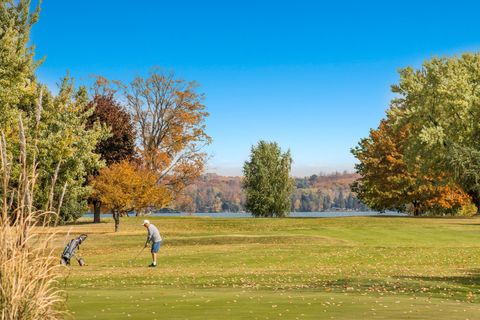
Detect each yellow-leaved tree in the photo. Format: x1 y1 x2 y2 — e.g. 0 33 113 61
91 161 170 231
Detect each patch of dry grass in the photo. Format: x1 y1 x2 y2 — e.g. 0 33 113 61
0 215 66 319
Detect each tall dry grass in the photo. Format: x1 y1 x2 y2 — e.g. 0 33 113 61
0 116 66 319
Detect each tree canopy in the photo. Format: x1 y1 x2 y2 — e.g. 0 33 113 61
243 141 294 217
124 70 211 197
87 92 137 166
353 53 480 215
352 117 472 215
91 161 171 231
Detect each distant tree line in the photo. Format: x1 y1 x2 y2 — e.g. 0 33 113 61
174 172 369 213
174 174 244 213
291 172 369 212
291 188 368 212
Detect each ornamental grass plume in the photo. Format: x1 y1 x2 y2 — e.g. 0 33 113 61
0 117 66 319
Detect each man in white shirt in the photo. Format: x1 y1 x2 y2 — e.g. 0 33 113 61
143 220 162 267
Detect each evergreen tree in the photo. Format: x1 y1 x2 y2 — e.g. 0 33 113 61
324 195 332 210
300 192 310 212
337 190 346 208
346 193 354 209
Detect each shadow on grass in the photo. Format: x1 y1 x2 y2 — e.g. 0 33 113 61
285 215 407 219
65 220 109 226
395 268 480 287
371 215 480 220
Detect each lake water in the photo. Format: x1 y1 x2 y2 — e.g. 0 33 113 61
83 211 406 218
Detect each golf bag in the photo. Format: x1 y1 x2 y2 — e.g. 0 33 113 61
60 234 88 266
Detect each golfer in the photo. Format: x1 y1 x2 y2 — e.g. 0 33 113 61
143 220 162 267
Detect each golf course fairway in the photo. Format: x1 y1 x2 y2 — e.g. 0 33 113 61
58 216 480 319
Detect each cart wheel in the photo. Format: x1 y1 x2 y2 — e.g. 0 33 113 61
78 258 85 266
60 258 68 266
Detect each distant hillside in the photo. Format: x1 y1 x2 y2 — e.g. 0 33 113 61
292 172 367 212
299 172 360 189
173 172 369 213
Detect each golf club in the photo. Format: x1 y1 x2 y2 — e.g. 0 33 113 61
129 245 146 264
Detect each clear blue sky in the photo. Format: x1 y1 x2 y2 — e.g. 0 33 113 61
31 0 480 176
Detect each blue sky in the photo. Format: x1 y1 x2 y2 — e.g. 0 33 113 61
31 0 480 176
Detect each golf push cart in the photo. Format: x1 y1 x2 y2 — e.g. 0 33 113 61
60 234 88 266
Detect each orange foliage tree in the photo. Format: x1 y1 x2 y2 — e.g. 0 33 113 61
124 69 212 201
91 161 171 231
351 117 472 215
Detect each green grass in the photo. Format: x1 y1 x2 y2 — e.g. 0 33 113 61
59 216 480 319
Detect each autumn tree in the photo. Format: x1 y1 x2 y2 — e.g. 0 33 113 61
243 141 294 217
87 86 137 223
352 117 472 215
87 94 136 166
390 54 480 212
91 161 170 232
124 69 211 200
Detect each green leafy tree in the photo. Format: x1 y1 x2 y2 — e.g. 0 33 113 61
0 0 40 171
34 79 106 221
243 141 294 217
0 0 40 123
0 1 106 222
390 53 480 212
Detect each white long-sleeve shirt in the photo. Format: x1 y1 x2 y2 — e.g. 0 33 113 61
146 224 162 243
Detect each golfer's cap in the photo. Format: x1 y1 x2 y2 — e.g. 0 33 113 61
143 219 150 226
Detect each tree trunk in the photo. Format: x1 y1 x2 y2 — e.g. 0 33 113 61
468 191 480 214
412 200 421 216
113 211 120 232
93 199 101 223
